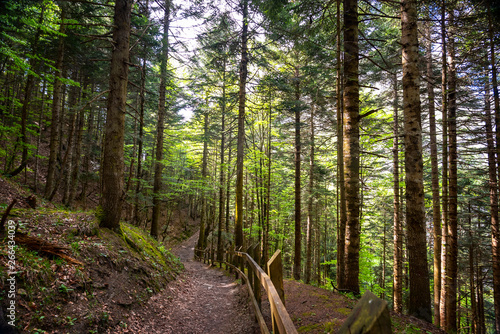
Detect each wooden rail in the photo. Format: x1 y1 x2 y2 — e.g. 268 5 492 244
196 245 392 334
196 246 298 334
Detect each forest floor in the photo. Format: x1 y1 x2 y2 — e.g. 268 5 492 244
108 228 446 334
0 174 447 334
108 231 260 334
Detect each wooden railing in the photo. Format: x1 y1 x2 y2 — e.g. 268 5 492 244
196 245 298 334
196 246 392 334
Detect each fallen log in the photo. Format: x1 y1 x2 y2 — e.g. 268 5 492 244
14 232 83 266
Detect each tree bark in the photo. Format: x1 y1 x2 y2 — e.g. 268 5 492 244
293 65 302 281
134 57 147 225
487 4 500 333
336 0 347 290
34 77 47 192
99 0 133 231
343 0 360 295
151 0 170 238
263 97 272 265
196 111 209 255
234 0 248 251
469 220 477 334
45 8 66 198
392 74 403 313
444 21 458 332
63 69 80 205
439 0 449 324
485 63 500 334
401 0 432 322
305 102 315 284
426 15 442 327
67 77 86 208
81 83 95 210
217 66 227 262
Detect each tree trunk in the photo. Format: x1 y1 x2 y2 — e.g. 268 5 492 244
63 69 80 205
336 0 347 290
343 0 360 295
67 77 86 208
487 4 500 333
477 257 486 334
225 127 232 233
392 73 403 314
45 9 66 198
444 20 458 332
234 0 248 251
34 77 47 192
196 111 209 254
469 224 477 334
382 221 386 300
6 5 47 177
305 102 315 284
293 66 302 281
81 83 95 210
99 0 133 231
426 15 442 327
151 0 170 238
439 0 449 324
48 104 77 202
134 58 147 225
401 0 432 322
217 68 227 262
263 98 272 265
485 63 500 334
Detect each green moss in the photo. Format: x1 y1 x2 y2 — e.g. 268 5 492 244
391 319 422 334
95 205 105 223
310 291 330 301
302 311 317 317
335 307 352 315
322 318 342 332
298 323 321 332
121 223 183 275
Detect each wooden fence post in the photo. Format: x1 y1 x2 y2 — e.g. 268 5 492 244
247 245 255 287
240 248 245 284
252 244 262 309
337 290 392 334
268 249 285 334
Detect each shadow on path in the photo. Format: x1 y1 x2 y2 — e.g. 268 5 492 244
110 231 259 334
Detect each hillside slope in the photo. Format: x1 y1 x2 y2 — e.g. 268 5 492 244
0 177 184 333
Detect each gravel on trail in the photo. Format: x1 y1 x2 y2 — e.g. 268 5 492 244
109 232 259 334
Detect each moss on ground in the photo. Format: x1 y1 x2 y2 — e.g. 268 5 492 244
0 206 184 333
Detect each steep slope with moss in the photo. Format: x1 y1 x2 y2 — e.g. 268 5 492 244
0 179 183 333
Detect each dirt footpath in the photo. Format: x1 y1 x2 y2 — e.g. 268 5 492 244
110 232 259 334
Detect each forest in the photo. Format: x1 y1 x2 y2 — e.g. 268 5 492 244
0 0 499 332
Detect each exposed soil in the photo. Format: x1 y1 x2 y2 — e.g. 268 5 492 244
109 231 260 334
0 176 184 333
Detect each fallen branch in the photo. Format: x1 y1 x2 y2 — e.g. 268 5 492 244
0 199 17 232
14 232 83 266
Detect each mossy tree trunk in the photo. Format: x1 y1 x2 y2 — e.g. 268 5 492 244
100 0 133 231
